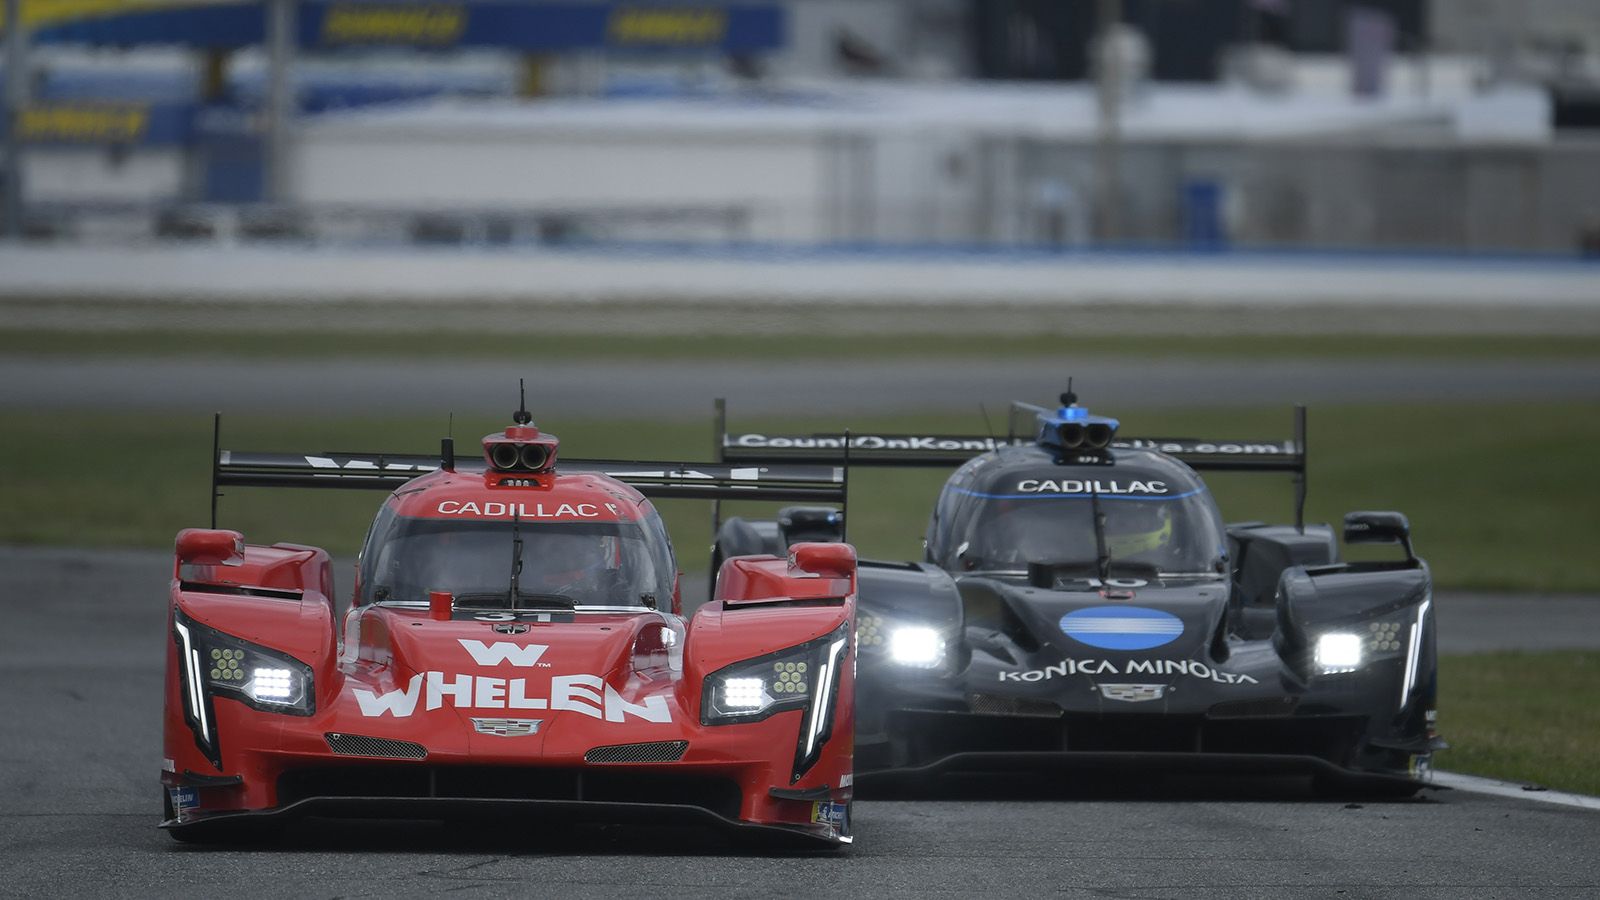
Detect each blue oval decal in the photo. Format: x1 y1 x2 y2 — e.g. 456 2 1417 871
1059 605 1184 651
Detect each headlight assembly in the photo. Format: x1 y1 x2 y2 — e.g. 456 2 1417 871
1314 632 1364 674
701 623 850 783
173 610 316 768
888 625 946 668
1313 599 1433 693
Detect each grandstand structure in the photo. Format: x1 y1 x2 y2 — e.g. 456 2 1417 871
3 0 1600 253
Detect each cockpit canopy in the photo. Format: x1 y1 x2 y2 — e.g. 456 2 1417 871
924 449 1227 578
357 503 676 610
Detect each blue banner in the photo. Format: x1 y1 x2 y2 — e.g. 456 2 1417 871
34 2 785 52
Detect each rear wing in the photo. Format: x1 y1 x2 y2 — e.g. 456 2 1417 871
714 400 1310 530
208 415 845 528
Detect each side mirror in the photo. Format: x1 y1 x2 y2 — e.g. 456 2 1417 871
1343 511 1414 562
790 541 857 579
175 528 245 567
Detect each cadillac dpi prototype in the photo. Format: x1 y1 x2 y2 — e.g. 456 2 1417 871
712 393 1441 795
162 404 857 845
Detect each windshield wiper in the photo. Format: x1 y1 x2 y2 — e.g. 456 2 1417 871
506 511 523 607
1089 485 1111 582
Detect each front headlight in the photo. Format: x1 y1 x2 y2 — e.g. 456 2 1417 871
888 625 946 668
703 632 832 725
1314 632 1364 674
174 612 315 717
701 623 850 783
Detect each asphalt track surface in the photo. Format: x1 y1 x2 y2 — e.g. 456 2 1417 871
5 356 1600 417
3 546 1598 899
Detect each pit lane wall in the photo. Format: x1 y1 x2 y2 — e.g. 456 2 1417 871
2 244 1599 317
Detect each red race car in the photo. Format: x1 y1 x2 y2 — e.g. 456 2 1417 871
162 401 858 846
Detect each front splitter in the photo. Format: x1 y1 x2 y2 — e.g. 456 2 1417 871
161 795 849 849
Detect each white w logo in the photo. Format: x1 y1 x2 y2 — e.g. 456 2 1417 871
458 639 549 667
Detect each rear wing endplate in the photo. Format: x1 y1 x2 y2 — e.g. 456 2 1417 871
208 415 845 527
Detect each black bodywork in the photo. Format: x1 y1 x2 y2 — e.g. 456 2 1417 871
712 401 1442 792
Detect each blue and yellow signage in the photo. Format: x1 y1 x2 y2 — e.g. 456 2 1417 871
319 3 464 45
6 102 194 145
28 2 784 53
18 103 147 143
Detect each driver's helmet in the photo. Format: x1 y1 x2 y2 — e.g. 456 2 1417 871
536 533 621 595
1105 502 1174 559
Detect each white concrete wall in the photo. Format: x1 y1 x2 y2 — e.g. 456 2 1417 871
292 126 832 241
23 148 185 203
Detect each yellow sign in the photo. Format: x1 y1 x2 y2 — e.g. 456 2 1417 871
320 4 465 45
608 8 726 45
3 0 237 30
17 104 148 143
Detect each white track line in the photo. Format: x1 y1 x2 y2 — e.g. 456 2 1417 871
1432 771 1600 812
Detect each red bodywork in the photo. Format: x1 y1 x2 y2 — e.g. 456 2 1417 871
161 430 856 846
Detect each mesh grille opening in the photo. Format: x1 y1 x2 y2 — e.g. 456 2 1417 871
967 694 1063 718
584 740 690 764
324 733 428 760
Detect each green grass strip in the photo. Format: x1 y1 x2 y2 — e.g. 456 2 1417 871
1439 651 1600 796
5 401 1598 592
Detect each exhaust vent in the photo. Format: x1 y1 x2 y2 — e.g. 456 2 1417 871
583 740 689 764
324 732 428 760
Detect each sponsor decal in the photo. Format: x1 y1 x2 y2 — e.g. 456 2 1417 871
352 640 671 722
730 433 1023 452
18 104 147 143
811 801 848 829
320 4 466 45
609 8 727 45
170 786 199 813
304 455 436 473
161 758 176 774
1017 479 1168 495
1060 606 1184 651
435 500 603 519
998 657 1259 686
1118 439 1293 456
471 717 543 737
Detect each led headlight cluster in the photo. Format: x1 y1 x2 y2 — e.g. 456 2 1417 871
888 625 946 668
857 612 885 649
857 612 949 670
1367 621 1404 653
172 610 316 766
701 623 850 782
1313 601 1432 683
1314 632 1364 674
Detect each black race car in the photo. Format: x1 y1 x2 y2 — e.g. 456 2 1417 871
709 393 1442 795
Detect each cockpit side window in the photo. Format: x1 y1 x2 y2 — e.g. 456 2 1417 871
355 501 400 607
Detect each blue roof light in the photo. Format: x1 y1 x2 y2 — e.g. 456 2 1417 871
1037 389 1120 452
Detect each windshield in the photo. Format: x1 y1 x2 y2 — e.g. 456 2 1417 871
359 515 670 609
944 491 1226 577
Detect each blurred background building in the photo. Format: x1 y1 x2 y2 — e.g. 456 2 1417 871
4 0 1600 253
